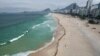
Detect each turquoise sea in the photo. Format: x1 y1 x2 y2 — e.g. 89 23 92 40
0 13 57 56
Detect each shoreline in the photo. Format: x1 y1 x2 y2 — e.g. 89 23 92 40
28 13 65 56
29 13 100 56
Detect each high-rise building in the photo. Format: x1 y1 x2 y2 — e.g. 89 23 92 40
86 0 93 15
98 3 100 9
86 0 93 9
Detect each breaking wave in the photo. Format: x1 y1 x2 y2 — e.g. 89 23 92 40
0 30 29 46
32 20 57 32
9 34 25 43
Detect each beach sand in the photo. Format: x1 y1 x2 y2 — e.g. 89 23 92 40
29 13 100 56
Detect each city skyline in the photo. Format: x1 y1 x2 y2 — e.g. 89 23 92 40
0 0 100 13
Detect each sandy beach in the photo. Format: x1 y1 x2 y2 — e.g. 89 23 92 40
29 13 100 56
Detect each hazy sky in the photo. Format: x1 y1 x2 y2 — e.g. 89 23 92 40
0 0 100 12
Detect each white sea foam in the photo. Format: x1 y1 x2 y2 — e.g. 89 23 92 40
46 24 54 31
32 13 56 31
44 13 52 18
24 30 29 34
11 51 33 56
9 34 25 42
32 21 49 28
6 36 55 56
3 55 9 56
3 51 33 56
0 30 29 46
32 24 41 29
32 20 56 32
0 42 7 46
46 24 50 27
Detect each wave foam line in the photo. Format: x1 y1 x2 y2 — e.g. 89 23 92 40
32 24 41 29
44 13 52 18
32 20 50 29
0 42 7 46
32 13 55 30
32 20 55 29
5 36 55 56
9 34 25 43
46 24 53 31
0 30 29 46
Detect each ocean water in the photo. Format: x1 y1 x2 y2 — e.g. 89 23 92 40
0 13 57 56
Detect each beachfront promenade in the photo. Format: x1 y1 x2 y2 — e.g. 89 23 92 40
29 13 100 56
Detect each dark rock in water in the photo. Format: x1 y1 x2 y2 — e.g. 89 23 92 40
88 20 99 24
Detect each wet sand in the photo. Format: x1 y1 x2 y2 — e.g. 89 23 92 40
29 13 100 56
